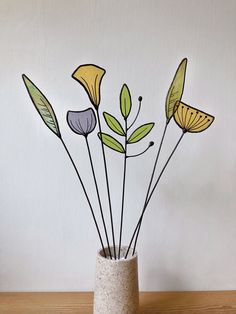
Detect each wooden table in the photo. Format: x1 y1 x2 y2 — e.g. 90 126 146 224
0 291 236 313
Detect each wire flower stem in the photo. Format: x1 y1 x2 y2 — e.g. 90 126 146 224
85 136 112 259
128 97 142 130
127 141 154 158
125 131 185 258
118 119 128 259
60 138 106 257
132 120 169 254
96 110 117 259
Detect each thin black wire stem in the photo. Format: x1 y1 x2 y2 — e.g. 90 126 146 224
96 110 117 259
132 120 169 254
60 138 106 256
128 98 142 130
127 143 153 158
125 131 185 258
118 119 128 259
85 136 112 259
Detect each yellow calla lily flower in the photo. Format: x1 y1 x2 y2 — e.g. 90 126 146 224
72 64 106 108
174 101 214 133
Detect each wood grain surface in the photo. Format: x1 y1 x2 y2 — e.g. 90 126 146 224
0 291 236 313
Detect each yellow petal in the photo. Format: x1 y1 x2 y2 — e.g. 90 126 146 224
174 101 215 133
72 64 106 107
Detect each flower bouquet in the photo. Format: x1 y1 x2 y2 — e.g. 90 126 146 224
22 59 214 314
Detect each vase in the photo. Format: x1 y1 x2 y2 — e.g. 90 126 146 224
93 246 139 314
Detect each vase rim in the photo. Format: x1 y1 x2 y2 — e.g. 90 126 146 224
97 246 137 262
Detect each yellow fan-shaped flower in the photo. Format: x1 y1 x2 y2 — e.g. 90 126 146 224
174 101 214 133
72 64 106 108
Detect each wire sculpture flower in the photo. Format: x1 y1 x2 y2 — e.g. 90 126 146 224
67 108 97 136
174 101 214 133
165 58 187 122
22 58 215 261
72 64 105 108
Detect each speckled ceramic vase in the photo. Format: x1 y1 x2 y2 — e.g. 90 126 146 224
93 246 139 314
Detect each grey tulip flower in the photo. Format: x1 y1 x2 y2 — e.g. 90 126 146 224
67 108 97 136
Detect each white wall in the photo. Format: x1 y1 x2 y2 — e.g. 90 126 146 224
0 0 235 291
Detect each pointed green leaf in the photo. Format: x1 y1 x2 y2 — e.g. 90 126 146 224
128 123 154 144
22 74 61 138
166 58 187 121
98 132 125 153
120 84 132 118
103 112 125 136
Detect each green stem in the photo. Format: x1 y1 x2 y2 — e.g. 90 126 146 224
118 119 128 259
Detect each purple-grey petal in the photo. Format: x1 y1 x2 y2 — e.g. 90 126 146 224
67 108 97 136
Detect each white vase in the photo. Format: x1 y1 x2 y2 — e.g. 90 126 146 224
93 246 139 314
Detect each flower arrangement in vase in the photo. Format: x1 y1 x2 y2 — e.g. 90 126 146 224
22 59 214 314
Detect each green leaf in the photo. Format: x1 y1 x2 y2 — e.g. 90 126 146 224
166 58 187 121
22 74 61 138
128 123 154 144
98 132 125 153
120 84 132 118
103 112 125 136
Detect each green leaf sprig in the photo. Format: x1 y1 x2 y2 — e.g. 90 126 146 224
98 83 155 259
98 84 155 156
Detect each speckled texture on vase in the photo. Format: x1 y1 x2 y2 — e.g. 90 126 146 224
93 246 139 314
